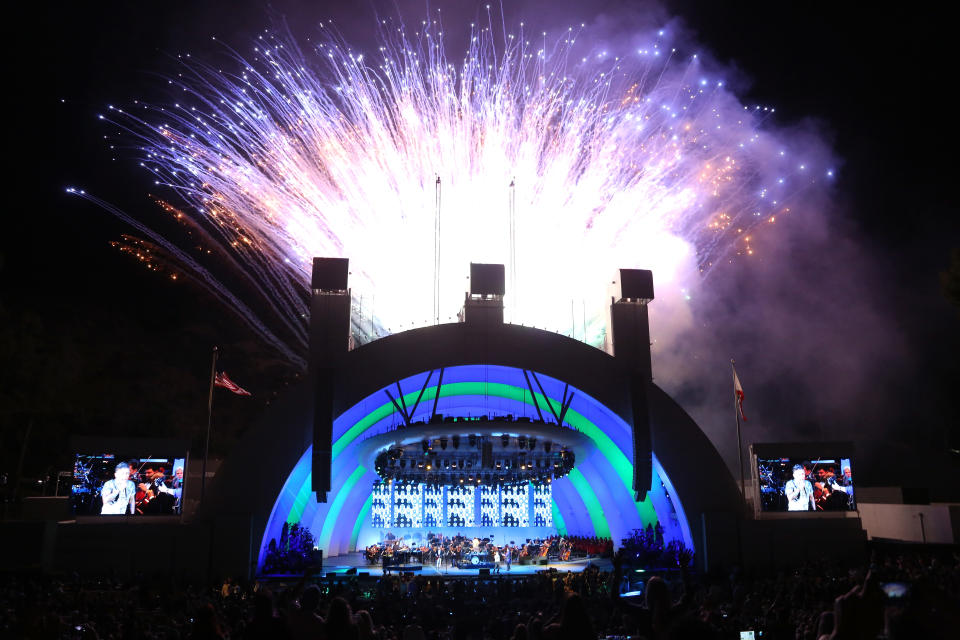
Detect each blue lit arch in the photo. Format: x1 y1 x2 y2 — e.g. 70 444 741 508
259 364 693 567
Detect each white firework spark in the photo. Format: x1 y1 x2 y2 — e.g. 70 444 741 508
72 16 833 364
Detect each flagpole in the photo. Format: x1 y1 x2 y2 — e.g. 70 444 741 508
201 346 218 505
731 359 746 501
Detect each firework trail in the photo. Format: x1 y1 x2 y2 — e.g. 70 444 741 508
71 13 833 363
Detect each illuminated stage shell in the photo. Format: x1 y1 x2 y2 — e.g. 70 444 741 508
202 322 742 572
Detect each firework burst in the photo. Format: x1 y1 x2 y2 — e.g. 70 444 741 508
71 14 833 363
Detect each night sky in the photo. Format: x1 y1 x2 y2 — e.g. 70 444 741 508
4 1 957 493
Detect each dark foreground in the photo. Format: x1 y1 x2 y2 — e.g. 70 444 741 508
1 544 956 639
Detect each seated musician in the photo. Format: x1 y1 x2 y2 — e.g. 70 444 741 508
133 465 161 515
155 467 183 514
539 538 550 558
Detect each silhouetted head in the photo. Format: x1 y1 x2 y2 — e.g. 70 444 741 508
645 575 669 612
300 585 321 612
327 596 353 628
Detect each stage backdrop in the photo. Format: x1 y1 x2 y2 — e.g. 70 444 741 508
260 364 693 567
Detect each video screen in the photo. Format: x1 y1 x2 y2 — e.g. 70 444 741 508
71 453 186 516
757 456 854 512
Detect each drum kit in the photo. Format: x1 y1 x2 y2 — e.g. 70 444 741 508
455 536 497 568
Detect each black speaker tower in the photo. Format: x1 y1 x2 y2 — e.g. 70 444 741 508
608 268 655 501
309 257 351 503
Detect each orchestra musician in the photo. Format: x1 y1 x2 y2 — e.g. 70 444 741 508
155 466 184 514
133 465 157 514
381 542 394 569
100 462 136 515
836 466 854 509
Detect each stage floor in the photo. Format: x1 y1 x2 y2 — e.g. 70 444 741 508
324 552 612 577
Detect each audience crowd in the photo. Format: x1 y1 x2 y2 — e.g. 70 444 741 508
1 544 956 639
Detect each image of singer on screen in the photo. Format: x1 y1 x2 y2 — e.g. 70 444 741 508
100 461 136 515
785 464 815 511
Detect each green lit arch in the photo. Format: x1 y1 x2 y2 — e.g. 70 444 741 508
259 365 691 565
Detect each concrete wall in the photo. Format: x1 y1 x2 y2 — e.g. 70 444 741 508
857 503 957 544
0 519 258 581
698 513 869 573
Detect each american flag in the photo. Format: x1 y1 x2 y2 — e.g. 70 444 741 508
214 371 251 396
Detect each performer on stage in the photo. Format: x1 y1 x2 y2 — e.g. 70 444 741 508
493 547 501 574
100 462 136 515
505 544 512 572
785 464 815 511
435 545 443 571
